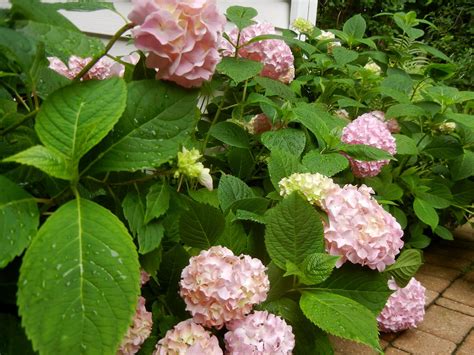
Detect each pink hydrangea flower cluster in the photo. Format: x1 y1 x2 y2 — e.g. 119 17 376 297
371 110 401 134
323 184 404 271
377 278 426 332
47 56 124 80
341 112 397 177
153 319 222 355
128 0 226 88
179 246 270 328
118 296 153 355
221 22 295 83
225 311 295 354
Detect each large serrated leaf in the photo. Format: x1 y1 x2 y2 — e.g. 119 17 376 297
261 128 306 157
265 193 324 269
218 175 254 213
210 121 250 148
216 57 263 83
300 291 381 352
413 198 439 230
385 249 423 287
145 182 170 223
18 20 104 62
32 78 126 179
18 198 140 354
315 264 392 315
90 80 197 172
302 151 349 177
340 143 394 161
0 175 39 268
179 200 225 249
268 149 304 189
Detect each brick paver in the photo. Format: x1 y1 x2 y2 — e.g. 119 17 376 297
416 273 451 293
329 335 379 354
443 279 474 308
456 330 474 355
392 329 457 354
417 305 474 343
384 347 410 354
424 252 471 270
425 289 439 307
418 264 461 281
436 297 474 317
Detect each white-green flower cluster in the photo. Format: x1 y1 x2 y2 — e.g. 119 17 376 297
175 147 213 190
364 60 382 75
439 121 456 133
278 172 338 206
292 17 314 34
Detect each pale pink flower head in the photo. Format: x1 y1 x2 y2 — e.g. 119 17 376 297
377 277 426 332
323 184 404 271
153 319 223 355
179 246 269 328
341 112 397 177
225 311 295 354
371 110 400 134
246 113 273 135
118 296 153 355
47 56 124 80
129 0 226 88
221 22 295 83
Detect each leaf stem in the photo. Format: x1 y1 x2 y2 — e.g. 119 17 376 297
73 22 135 81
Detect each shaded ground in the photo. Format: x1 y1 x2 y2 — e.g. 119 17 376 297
330 225 474 355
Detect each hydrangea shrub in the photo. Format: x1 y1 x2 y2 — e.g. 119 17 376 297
0 1 472 354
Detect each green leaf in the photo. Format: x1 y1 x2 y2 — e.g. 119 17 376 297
340 144 394 161
300 291 381 352
302 151 349 177
11 0 79 31
254 76 296 100
265 193 324 269
413 198 439 230
18 198 140 354
445 113 474 129
90 80 197 172
385 249 423 287
215 213 248 254
227 147 255 180
268 149 304 190
316 265 392 315
261 129 306 157
265 263 293 301
423 136 463 160
0 27 37 73
218 175 254 213
416 192 451 209
0 175 39 268
228 197 269 215
138 222 164 254
122 189 147 237
386 104 426 118
343 14 366 39
45 1 116 12
18 21 104 62
210 121 250 148
332 47 359 66
33 78 126 179
337 97 366 108
285 253 339 285
394 134 418 155
434 225 453 241
225 5 258 30
292 104 331 146
179 200 225 249
391 206 407 229
216 57 263 84
3 145 74 180
144 182 170 223
450 151 474 181
188 188 220 208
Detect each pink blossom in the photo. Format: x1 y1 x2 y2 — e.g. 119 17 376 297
118 296 153 355
377 278 426 332
225 311 295 354
323 184 404 271
47 56 124 80
341 112 397 177
153 319 223 355
221 22 295 83
246 113 273 135
370 110 400 134
129 0 225 88
140 270 150 286
179 246 269 328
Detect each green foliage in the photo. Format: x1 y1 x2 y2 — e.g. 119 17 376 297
385 249 423 287
18 198 140 354
265 193 325 269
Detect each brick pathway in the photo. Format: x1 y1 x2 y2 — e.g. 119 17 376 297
330 226 474 354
